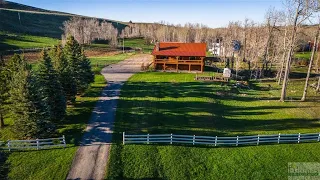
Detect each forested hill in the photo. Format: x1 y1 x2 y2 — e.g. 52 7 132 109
0 0 127 38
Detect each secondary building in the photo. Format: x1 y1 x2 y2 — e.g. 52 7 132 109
151 42 206 72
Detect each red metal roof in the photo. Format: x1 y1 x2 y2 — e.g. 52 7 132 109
151 42 207 57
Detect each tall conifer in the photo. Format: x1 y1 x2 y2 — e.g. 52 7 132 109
37 49 66 122
9 58 54 138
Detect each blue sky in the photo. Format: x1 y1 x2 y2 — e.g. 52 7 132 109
10 0 283 27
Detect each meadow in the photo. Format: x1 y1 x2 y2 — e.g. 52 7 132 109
0 32 60 50
106 72 320 179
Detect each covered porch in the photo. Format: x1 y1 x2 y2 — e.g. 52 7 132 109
153 56 204 72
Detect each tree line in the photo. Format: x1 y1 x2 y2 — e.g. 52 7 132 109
0 35 94 138
121 0 320 101
61 0 320 102
62 17 119 46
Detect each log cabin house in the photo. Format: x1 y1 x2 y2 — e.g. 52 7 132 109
151 42 206 72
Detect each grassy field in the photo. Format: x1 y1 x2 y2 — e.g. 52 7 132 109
0 32 60 50
123 38 154 53
89 53 134 74
106 72 320 179
86 38 154 53
0 53 131 180
294 52 312 60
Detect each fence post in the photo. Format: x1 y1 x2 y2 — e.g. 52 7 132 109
193 135 195 145
278 133 281 144
7 140 10 152
62 135 66 148
298 133 300 143
36 138 39 150
318 132 320 142
123 132 125 145
147 134 149 144
257 135 259 145
170 133 173 145
215 136 217 147
236 136 239 146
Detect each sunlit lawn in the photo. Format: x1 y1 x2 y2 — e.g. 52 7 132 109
107 72 320 180
0 32 59 50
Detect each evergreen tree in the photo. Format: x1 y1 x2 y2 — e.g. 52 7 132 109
9 59 55 138
77 48 94 93
0 55 7 128
0 54 27 128
6 54 27 75
37 49 66 122
50 44 77 104
63 35 82 99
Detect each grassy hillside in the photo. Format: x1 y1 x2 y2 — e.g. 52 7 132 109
0 1 71 14
0 32 59 50
0 1 127 38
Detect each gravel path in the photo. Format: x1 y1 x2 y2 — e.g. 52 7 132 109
67 54 153 180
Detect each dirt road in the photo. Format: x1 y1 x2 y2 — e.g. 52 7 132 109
66 54 152 180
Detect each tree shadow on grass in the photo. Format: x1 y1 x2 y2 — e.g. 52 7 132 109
58 100 98 145
0 151 9 180
111 81 320 143
107 78 320 180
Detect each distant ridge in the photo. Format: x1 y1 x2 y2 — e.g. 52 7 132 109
0 0 127 38
0 0 73 15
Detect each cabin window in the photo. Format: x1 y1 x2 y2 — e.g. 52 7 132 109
189 56 196 60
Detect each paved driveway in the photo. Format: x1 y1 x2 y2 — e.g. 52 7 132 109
67 54 152 180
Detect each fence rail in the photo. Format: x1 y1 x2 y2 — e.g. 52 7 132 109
0 136 66 151
123 132 320 147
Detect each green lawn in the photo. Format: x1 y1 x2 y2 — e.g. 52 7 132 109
294 52 312 60
0 32 60 50
86 38 153 53
0 53 131 180
107 72 320 179
89 53 134 74
123 38 154 53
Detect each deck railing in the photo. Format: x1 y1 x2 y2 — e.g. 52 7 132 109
154 59 203 64
123 132 320 147
0 136 66 151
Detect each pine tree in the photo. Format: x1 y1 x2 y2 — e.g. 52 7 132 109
0 54 27 128
37 49 66 122
50 44 77 104
9 59 55 138
0 54 7 128
63 35 82 98
77 48 94 93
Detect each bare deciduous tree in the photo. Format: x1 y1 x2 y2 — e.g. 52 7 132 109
301 23 320 101
280 0 317 102
62 17 119 47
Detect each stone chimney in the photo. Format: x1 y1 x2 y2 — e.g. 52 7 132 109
155 42 160 51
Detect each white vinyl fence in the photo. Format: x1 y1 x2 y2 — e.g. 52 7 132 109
0 136 66 151
123 132 320 146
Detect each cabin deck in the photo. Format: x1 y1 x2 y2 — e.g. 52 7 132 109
153 58 204 72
